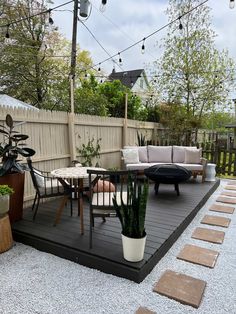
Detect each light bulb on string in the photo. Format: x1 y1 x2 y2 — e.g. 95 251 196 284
141 38 146 54
85 71 88 78
48 10 54 25
100 0 107 12
98 63 101 72
229 0 235 9
118 52 123 66
5 25 10 38
178 16 183 31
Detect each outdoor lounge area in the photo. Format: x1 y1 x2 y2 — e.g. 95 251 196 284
12 178 219 283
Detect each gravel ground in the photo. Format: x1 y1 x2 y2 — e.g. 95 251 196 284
0 179 236 314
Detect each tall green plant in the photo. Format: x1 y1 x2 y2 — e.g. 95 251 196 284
113 177 149 238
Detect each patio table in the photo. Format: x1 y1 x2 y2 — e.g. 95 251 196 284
51 166 105 235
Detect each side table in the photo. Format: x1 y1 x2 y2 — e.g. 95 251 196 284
205 163 216 182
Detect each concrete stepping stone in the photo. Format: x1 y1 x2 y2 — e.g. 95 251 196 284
191 227 225 244
153 270 206 308
221 191 236 197
209 203 234 214
216 196 236 205
135 307 156 314
201 215 231 228
177 244 219 268
226 181 236 185
225 185 236 191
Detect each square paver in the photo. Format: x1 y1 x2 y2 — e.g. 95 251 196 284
209 203 235 214
225 185 236 191
216 196 236 205
153 270 206 308
201 215 231 228
191 227 225 244
135 307 156 314
177 244 219 268
221 191 236 197
226 181 236 185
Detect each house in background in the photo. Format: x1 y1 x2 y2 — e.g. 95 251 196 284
0 94 38 111
108 69 149 97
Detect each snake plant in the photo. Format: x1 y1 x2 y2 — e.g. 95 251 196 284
113 177 149 238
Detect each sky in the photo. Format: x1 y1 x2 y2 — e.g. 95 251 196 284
51 0 236 79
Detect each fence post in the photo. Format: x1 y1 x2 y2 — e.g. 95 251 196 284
122 93 128 147
68 113 76 162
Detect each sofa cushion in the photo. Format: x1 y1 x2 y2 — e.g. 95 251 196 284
172 146 197 163
122 148 139 164
176 163 203 171
148 145 172 163
124 146 148 163
126 163 151 171
184 148 202 164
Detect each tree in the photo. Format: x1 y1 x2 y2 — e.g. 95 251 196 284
0 0 93 110
151 0 236 144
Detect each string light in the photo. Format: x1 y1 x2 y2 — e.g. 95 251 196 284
100 0 107 12
178 16 183 30
229 0 235 9
118 52 123 66
5 25 10 38
141 38 146 54
48 10 54 25
98 63 101 72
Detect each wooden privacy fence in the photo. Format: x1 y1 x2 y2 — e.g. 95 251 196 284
0 107 160 204
200 142 236 177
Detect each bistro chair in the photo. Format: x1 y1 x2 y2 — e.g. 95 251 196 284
87 169 138 248
27 158 74 225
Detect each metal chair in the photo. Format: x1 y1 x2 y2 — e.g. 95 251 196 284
87 169 138 248
27 158 73 225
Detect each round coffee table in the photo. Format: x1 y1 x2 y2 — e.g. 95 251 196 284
144 164 192 196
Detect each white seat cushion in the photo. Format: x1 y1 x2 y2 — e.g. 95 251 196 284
175 163 203 171
121 148 140 164
126 163 151 171
39 179 64 194
148 145 172 163
92 191 128 207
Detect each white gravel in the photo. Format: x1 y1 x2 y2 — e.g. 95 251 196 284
0 179 236 314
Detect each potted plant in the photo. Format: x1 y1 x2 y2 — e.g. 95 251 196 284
0 114 35 222
113 178 149 262
0 184 14 253
0 184 14 217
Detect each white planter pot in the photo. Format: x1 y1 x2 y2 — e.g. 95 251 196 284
0 195 10 217
121 233 146 262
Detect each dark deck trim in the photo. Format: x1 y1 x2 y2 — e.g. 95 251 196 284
12 180 220 283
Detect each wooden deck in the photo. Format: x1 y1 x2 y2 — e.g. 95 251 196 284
12 179 219 283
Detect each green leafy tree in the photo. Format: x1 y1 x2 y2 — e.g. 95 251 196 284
0 0 93 110
150 0 235 144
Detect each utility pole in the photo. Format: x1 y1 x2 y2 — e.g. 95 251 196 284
68 0 79 162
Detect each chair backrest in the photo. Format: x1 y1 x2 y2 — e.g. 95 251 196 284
87 169 138 211
26 157 65 197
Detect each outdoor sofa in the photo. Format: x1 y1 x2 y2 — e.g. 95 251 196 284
121 145 207 182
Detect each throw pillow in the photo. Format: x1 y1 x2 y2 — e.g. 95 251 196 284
184 148 202 164
122 148 139 164
93 180 115 193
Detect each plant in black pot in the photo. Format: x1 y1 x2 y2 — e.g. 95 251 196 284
0 114 35 222
113 177 149 262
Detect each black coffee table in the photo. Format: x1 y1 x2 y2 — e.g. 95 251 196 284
144 164 192 196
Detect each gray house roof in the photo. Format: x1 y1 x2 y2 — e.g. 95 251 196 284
0 94 38 110
108 69 148 89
